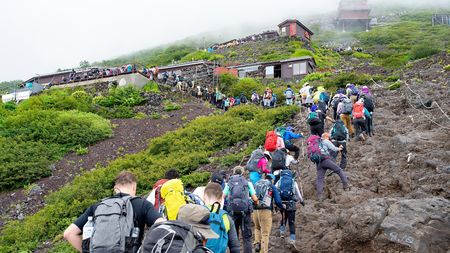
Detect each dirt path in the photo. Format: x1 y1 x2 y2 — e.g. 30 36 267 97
0 103 214 227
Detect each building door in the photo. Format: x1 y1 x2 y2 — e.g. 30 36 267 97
274 64 282 78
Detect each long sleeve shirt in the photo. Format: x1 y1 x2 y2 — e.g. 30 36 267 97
321 139 340 152
283 130 303 145
270 185 284 209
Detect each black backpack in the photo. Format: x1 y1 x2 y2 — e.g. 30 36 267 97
363 96 374 112
227 175 250 212
141 221 213 253
271 149 287 171
318 101 327 113
331 121 347 141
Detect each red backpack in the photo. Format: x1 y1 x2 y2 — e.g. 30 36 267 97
264 130 278 152
352 102 365 119
153 178 168 209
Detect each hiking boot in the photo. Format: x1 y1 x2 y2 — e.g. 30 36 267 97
254 242 261 252
279 225 286 237
343 184 352 191
289 234 296 244
359 133 366 141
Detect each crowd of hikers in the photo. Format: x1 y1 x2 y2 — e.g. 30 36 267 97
63 82 375 253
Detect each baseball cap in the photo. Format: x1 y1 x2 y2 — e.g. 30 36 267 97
177 204 219 239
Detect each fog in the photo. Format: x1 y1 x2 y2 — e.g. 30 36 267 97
0 0 448 81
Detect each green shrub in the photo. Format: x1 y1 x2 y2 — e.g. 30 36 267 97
321 72 373 90
228 51 238 58
291 49 314 58
95 105 135 119
0 105 299 253
163 101 182 111
180 50 224 62
444 65 450 71
18 89 93 112
133 112 148 119
181 172 211 188
352 52 373 59
388 80 402 90
94 86 145 108
301 72 332 83
410 44 440 60
229 78 264 98
219 73 239 93
150 112 161 119
142 81 160 93
0 110 112 147
385 74 400 82
0 138 63 191
74 146 89 155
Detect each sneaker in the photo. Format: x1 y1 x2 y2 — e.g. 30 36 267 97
279 225 286 237
343 184 352 191
289 234 296 244
254 242 261 252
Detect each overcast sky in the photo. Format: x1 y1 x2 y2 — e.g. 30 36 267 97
0 0 448 82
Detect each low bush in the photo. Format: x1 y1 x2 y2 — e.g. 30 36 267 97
352 52 373 59
18 89 93 112
0 110 112 148
0 105 298 252
388 80 402 90
0 138 63 191
163 101 182 111
94 86 145 108
291 49 314 58
219 73 239 93
410 44 440 60
142 81 160 93
229 78 264 98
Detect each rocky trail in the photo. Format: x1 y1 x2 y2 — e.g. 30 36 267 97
0 102 214 228
267 58 450 252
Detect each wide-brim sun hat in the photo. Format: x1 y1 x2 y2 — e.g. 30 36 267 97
177 204 219 239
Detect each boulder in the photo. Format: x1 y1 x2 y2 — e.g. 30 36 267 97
379 197 450 253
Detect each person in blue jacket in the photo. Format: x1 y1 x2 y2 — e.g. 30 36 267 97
283 126 303 160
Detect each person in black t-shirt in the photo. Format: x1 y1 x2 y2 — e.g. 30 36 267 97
64 171 164 252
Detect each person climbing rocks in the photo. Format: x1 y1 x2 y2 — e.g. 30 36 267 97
308 134 351 202
248 151 272 186
337 97 355 137
284 85 295 105
275 169 304 244
308 105 333 137
223 166 259 253
64 171 165 253
203 182 241 253
352 99 367 141
283 126 303 160
253 174 284 253
263 88 272 108
331 94 347 120
330 120 349 170
299 82 313 107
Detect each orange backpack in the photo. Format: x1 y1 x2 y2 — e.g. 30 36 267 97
264 130 278 152
353 102 365 119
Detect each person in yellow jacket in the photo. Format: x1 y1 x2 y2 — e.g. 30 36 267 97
313 86 326 104
160 178 186 220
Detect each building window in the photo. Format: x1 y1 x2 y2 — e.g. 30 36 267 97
265 66 274 78
293 62 307 75
281 27 286 36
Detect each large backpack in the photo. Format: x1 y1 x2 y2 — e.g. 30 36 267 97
285 89 294 99
319 92 330 104
254 179 273 209
350 86 359 96
89 195 137 253
307 135 330 164
227 175 250 212
342 99 353 114
279 170 295 201
363 96 374 112
161 179 187 220
331 121 347 141
271 149 287 171
264 130 278 152
352 102 365 119
246 148 265 172
141 220 212 253
205 204 229 253
240 95 248 104
318 100 327 113
307 112 321 126
153 179 169 210
331 96 340 109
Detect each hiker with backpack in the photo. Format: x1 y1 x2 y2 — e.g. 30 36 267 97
64 171 164 253
361 90 375 137
147 169 180 213
283 126 303 160
299 82 313 107
270 94 277 108
223 166 259 253
337 97 355 138
284 85 295 105
161 177 187 220
271 148 287 183
352 100 367 141
251 91 260 105
263 87 272 108
253 174 284 253
240 93 248 104
330 120 349 170
275 169 304 244
307 135 351 202
203 183 241 253
331 94 346 120
346 83 360 103
308 105 333 137
141 204 217 253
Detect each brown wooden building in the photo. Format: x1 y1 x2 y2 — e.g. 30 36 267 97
336 0 371 32
278 19 314 41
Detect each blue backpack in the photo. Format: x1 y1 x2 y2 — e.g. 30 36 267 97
279 170 295 201
319 92 330 104
206 203 229 253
